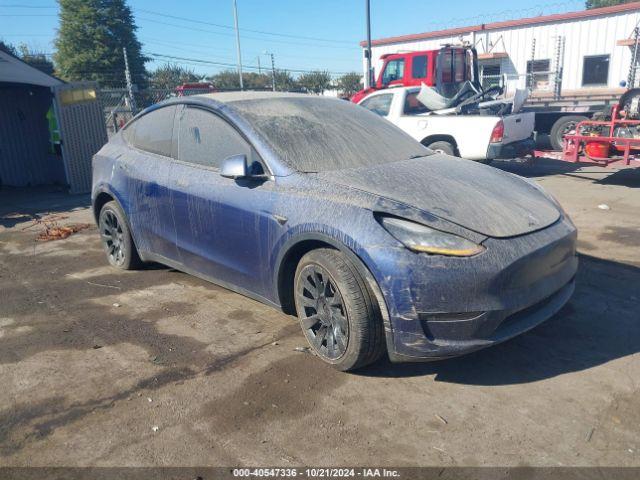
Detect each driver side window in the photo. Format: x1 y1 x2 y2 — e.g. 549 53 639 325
177 106 254 170
382 59 405 85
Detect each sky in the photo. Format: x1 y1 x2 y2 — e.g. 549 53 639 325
1 0 587 78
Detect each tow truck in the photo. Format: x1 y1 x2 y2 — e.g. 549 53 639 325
352 45 477 104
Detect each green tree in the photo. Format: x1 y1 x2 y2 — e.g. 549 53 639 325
18 44 55 76
585 0 634 8
297 70 332 94
0 41 55 75
150 63 201 89
273 69 298 91
335 72 363 97
208 70 241 90
243 72 272 90
0 40 18 56
208 70 273 90
54 0 147 87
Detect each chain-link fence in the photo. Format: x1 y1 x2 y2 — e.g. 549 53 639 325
97 86 286 137
98 87 203 137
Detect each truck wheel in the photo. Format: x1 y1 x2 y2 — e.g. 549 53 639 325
294 248 385 371
550 115 589 151
426 140 456 156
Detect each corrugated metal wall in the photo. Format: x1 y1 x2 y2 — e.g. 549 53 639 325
0 84 66 187
366 9 640 92
53 82 108 194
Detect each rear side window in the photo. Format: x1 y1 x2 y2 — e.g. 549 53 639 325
124 105 177 157
412 55 428 79
360 94 393 116
177 107 251 169
403 92 428 115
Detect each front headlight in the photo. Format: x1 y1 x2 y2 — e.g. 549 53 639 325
379 216 485 257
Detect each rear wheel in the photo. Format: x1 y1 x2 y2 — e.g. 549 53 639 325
549 115 589 151
426 140 456 156
98 201 142 270
293 248 385 371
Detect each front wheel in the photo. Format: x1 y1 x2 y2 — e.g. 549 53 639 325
293 248 385 371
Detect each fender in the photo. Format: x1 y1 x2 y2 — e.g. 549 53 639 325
91 184 147 261
272 230 395 356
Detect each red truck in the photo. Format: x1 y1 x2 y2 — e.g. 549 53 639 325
352 45 478 103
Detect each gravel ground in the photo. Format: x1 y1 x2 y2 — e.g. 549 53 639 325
0 158 638 467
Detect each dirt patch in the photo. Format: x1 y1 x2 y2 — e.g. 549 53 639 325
599 226 640 247
201 353 347 434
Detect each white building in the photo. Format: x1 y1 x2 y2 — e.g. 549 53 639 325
362 2 640 98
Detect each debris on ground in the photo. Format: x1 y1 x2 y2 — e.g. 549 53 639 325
598 204 611 210
435 414 448 425
151 426 159 432
586 427 595 442
36 222 91 241
113 303 121 308
21 212 91 241
294 346 312 354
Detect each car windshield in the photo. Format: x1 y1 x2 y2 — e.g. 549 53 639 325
229 96 430 172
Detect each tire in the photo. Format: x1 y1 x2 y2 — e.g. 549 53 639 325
549 115 589 151
98 200 142 270
426 140 456 156
293 248 385 371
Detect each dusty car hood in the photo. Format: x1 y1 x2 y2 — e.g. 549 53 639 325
316 155 560 238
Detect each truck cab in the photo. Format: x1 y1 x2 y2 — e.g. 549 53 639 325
352 46 477 103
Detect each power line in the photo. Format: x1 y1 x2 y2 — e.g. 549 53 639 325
141 37 358 64
0 3 56 7
136 16 359 50
136 8 356 45
145 51 349 75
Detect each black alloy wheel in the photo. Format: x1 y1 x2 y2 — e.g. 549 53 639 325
296 264 349 360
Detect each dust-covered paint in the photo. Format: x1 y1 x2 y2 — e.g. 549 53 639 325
91 92 578 362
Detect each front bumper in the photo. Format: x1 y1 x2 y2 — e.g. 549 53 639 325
487 137 536 160
368 217 578 362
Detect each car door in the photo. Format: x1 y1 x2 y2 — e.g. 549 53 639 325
169 105 278 298
118 105 179 261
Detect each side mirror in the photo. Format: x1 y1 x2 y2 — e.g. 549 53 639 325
220 154 248 179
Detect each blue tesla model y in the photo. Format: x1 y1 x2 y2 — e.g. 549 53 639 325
92 92 577 371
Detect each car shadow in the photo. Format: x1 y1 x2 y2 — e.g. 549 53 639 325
358 253 640 384
493 156 640 188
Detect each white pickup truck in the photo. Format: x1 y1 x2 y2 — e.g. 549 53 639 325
358 86 536 162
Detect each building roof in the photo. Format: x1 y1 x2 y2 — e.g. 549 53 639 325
360 2 640 47
0 50 63 87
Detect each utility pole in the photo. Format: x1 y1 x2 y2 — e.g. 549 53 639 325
365 0 373 88
123 47 137 114
257 55 261 74
232 0 244 90
269 53 276 91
